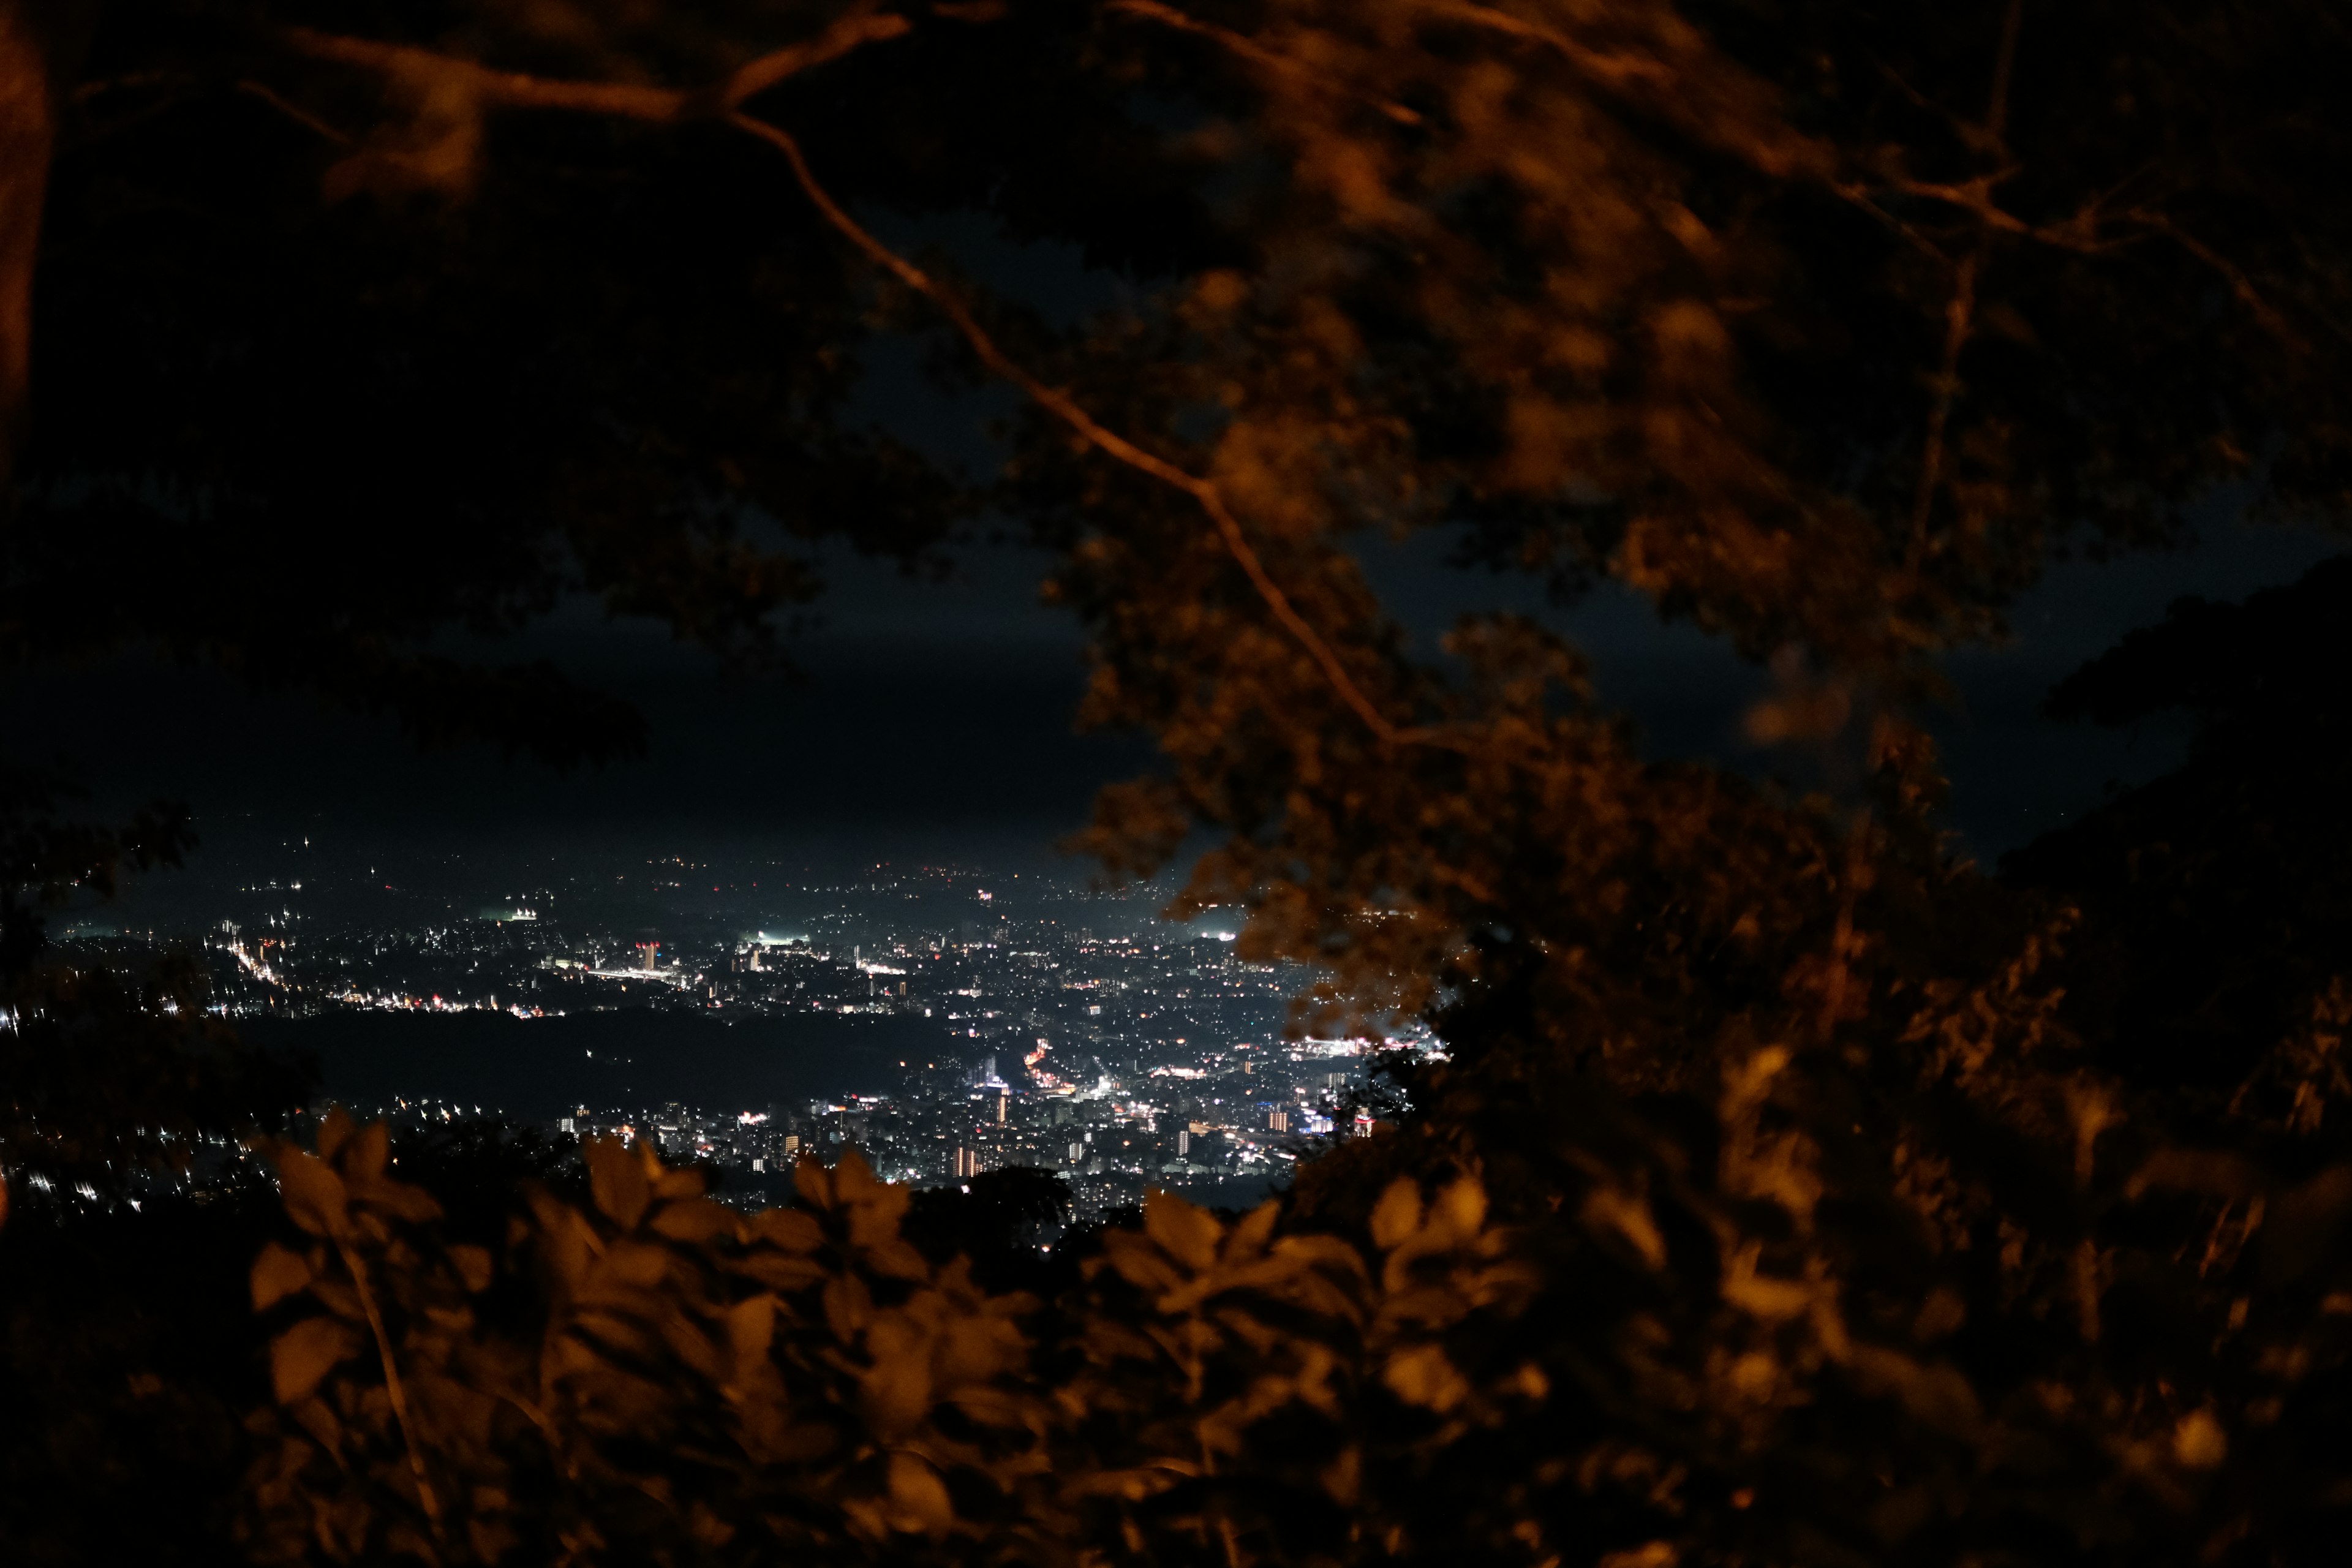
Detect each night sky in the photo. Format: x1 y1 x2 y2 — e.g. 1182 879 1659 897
9 497 2338 913
10 206 2340 909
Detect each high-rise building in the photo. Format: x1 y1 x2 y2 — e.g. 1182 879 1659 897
1268 1109 1291 1134
1176 1129 1191 1156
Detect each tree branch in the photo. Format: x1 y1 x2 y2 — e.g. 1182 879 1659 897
1423 0 1838 181
1903 2 2021 576
271 9 1440 751
235 79 354 145
334 1233 448 1557
2127 209 2304 355
1905 251 1979 576
1424 1 1676 91
1105 0 1423 126
724 110 1431 751
283 7 913 123
1985 0 2023 151
0 4 55 475
718 6 916 107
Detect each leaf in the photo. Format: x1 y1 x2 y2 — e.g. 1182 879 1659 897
824 1273 875 1342
1581 1183 1667 1269
448 1244 493 1294
862 1313 937 1437
1370 1180 1422 1251
1431 1178 1487 1242
1321 1444 1361 1504
1223 1200 1280 1262
288 1395 344 1453
1980 301 2040 345
1383 1343 1469 1412
649 1197 733 1244
2127 1147 2266 1200
653 1164 706 1200
344 1121 390 1184
1599 1544 1678 1568
750 1207 822 1253
252 1242 313 1311
2263 1164 2352 1284
271 1317 361 1406
2174 1408 2229 1469
886 1452 955 1536
840 1153 914 1253
725 1296 775 1376
1143 1188 1221 1271
587 1136 650 1229
317 1109 357 1163
275 1148 349 1239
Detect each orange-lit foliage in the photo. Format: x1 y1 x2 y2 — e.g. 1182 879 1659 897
249 1011 2352 1568
246 1115 1565 1565
10 4 2352 1564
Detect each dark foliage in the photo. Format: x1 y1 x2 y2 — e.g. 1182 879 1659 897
8 2 2352 1566
902 1164 1075 1292
2011 554 2352 1109
0 1177 282 1568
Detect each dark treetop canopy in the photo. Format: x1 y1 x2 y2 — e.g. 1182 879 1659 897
7 4 2352 1567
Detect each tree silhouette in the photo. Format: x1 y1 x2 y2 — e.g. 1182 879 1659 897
5 2 2352 1564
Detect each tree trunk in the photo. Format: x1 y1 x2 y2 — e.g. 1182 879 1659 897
0 0 53 480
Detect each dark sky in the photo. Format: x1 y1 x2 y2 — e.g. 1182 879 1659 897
1368 510 2340 861
2 153 2340 929
7 539 1136 875
15 208 2342 907
10 496 2339 908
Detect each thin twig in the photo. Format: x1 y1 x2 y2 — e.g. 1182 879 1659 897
1986 0 2023 151
1834 186 1954 266
1903 1 2021 576
69 70 190 103
1424 0 1841 181
1905 251 1978 575
1872 61 1995 155
2127 209 2304 353
1424 1 1675 89
335 1235 448 1559
235 79 355 145
1817 808 1873 1043
725 110 1427 751
719 4 913 107
284 7 912 123
1106 0 1422 126
279 11 1430 749
287 28 686 119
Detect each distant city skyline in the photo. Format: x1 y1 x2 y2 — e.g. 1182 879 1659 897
65 851 1385 1223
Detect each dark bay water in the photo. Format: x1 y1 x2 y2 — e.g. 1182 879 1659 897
238 1008 950 1120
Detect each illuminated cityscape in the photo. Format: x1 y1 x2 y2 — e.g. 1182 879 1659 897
77 850 1423 1222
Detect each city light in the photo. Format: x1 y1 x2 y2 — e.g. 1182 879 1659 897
135 858 1427 1223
